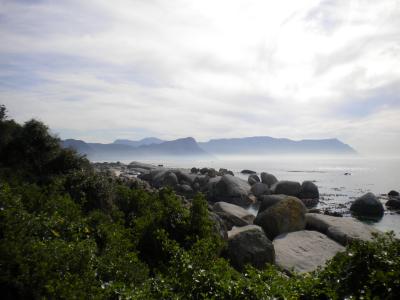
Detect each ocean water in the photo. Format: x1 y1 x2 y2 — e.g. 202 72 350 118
120 156 400 236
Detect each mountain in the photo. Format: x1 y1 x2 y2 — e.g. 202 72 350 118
113 137 164 147
61 137 209 160
198 136 356 155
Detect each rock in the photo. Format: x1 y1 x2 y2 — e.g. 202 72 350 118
207 168 217 178
260 172 278 187
213 174 253 207
350 192 384 219
299 181 319 200
306 213 381 246
151 169 169 188
176 170 197 185
273 230 345 274
200 167 209 175
213 202 255 230
202 176 222 198
388 190 400 197
178 184 193 194
386 199 400 209
248 174 260 185
257 195 286 214
228 224 263 239
219 168 234 176
227 226 275 271
241 169 256 174
163 171 179 187
191 167 199 174
272 181 301 197
254 196 307 240
251 182 271 197
209 212 228 240
193 175 209 188
128 161 157 171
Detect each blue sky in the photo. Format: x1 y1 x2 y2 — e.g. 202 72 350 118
0 0 399 155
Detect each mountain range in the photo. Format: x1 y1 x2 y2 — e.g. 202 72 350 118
61 136 357 161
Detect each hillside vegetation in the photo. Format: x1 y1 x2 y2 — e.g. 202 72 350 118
0 105 399 299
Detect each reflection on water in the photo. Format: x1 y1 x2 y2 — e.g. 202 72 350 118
119 155 400 236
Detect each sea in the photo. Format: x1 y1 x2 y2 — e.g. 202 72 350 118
118 155 400 236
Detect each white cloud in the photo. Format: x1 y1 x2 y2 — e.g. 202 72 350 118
0 0 400 155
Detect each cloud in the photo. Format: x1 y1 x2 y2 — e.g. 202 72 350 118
0 0 399 155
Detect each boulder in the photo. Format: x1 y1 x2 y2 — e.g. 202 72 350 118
178 184 193 194
260 172 278 187
209 212 228 240
163 171 179 187
298 181 319 200
193 175 210 188
248 174 261 185
207 168 217 178
191 167 199 174
202 176 222 198
227 226 275 271
350 192 384 219
213 174 253 207
241 169 256 174
257 194 286 214
151 169 169 188
306 213 381 246
388 190 399 197
228 224 263 239
273 230 345 274
219 168 234 176
386 198 400 209
128 161 157 171
272 181 301 197
176 170 197 185
213 202 255 230
254 196 307 240
251 182 271 197
200 167 210 175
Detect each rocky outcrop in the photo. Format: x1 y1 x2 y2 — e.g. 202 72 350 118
260 172 278 187
271 181 301 197
273 230 345 274
227 225 275 271
306 213 381 246
248 174 260 185
298 181 319 200
254 196 307 240
350 192 384 219
251 182 271 197
213 202 255 230
212 175 254 207
257 194 286 214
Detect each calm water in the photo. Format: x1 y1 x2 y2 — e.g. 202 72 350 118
120 156 400 236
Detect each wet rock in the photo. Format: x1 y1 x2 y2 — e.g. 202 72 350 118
260 172 278 187
350 192 384 219
299 181 319 200
228 226 275 271
254 196 307 240
251 182 271 197
271 181 301 197
248 174 261 185
241 169 256 174
273 230 345 274
306 213 381 246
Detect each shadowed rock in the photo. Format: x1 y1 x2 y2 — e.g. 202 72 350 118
260 172 278 187
350 192 384 220
272 181 301 197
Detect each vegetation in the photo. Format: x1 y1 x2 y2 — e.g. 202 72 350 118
0 104 399 299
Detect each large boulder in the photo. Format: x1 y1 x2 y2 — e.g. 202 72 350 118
386 198 400 209
254 196 307 240
248 174 261 185
251 182 271 197
273 230 345 274
388 190 399 197
257 194 286 214
150 169 169 188
272 181 301 197
298 181 319 200
260 172 278 187
350 192 384 219
213 202 255 230
227 226 275 271
228 224 263 239
175 170 197 185
209 212 228 240
213 174 253 207
306 213 381 246
163 171 179 187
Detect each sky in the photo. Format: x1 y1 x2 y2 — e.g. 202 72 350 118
0 0 399 155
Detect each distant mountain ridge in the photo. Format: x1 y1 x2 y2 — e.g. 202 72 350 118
61 135 357 161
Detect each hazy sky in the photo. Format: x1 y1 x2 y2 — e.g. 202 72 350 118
1 0 399 155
